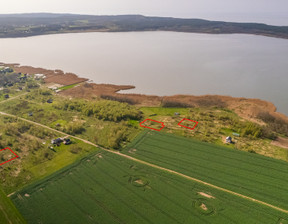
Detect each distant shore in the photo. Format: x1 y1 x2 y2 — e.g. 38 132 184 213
1 14 288 40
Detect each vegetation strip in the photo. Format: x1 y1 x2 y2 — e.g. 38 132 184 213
0 110 287 215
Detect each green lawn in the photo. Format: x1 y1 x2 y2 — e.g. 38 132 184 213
58 83 80 91
0 187 26 224
11 151 286 224
122 131 288 212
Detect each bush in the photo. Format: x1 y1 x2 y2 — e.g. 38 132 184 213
241 123 263 138
100 94 137 105
65 122 86 135
161 100 189 108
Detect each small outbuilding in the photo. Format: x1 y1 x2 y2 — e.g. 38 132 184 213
47 99 53 103
226 136 232 143
4 94 9 99
174 112 180 116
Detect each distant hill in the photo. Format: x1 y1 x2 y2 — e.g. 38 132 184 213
0 13 288 39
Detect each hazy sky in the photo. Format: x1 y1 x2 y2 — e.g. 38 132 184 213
1 0 288 25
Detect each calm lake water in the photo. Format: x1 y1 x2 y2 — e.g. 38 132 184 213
1 31 288 115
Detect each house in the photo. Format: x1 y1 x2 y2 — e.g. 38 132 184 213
47 99 53 103
226 136 232 143
3 67 13 73
51 138 63 145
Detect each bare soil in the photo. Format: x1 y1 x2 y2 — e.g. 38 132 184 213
198 192 215 199
271 137 288 149
200 203 208 211
134 179 144 185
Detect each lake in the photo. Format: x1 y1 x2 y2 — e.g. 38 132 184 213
1 31 288 115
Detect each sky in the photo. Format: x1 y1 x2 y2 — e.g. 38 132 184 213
1 0 288 25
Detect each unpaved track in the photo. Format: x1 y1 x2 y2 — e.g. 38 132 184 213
0 93 28 105
0 110 288 215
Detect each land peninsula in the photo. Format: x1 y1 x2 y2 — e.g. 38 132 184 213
1 13 288 39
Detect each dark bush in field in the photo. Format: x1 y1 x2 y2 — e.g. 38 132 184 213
161 100 190 108
196 97 227 108
64 122 85 135
100 94 137 105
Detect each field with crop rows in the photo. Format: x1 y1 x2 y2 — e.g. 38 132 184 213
0 187 26 224
11 150 286 224
123 131 288 213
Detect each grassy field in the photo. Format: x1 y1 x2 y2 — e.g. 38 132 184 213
11 150 287 224
0 114 99 194
58 83 80 91
0 187 26 224
0 89 141 149
123 131 288 212
140 107 288 161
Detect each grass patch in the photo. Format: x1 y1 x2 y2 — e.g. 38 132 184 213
58 83 79 91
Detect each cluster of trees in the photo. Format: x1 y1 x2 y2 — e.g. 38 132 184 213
100 94 137 105
257 112 288 137
53 99 142 122
0 73 21 87
241 122 277 140
64 122 85 135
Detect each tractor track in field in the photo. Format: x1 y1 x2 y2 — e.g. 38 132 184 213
0 96 287 215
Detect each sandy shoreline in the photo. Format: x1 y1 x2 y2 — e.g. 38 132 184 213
2 62 288 123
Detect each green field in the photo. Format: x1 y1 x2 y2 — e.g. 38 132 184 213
11 151 287 224
0 187 26 224
123 131 288 212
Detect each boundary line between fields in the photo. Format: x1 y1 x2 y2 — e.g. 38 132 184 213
0 111 288 215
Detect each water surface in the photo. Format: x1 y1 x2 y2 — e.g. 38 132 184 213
1 31 288 114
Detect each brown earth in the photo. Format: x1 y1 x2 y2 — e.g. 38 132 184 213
271 137 288 149
198 192 215 199
3 63 288 123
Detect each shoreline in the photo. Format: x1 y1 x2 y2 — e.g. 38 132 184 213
2 62 288 123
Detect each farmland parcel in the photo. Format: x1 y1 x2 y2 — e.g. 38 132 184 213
123 131 288 213
11 149 288 224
